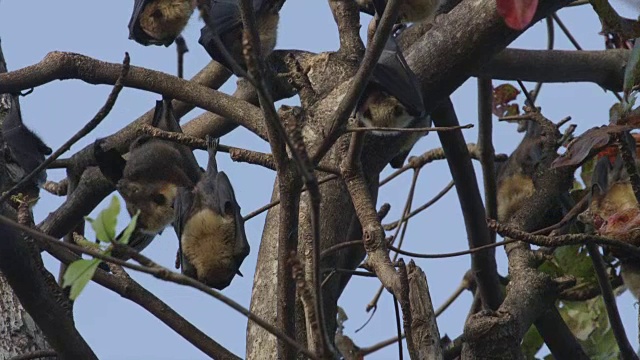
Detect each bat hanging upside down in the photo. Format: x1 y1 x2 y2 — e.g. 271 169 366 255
174 136 250 290
198 0 281 74
128 0 197 46
94 98 201 256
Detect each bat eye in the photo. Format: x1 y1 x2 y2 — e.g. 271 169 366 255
363 109 372 119
393 105 404 117
224 201 234 217
151 193 166 206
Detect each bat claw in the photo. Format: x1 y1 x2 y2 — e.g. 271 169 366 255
205 135 220 154
236 269 244 277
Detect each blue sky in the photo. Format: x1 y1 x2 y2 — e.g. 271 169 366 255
0 1 638 359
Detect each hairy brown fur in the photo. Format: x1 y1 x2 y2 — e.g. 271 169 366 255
139 0 196 41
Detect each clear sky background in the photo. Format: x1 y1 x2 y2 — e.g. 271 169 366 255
1 1 639 359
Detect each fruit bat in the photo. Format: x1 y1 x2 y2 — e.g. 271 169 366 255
495 120 545 222
174 136 249 290
2 94 52 189
198 0 280 74
94 98 201 256
584 133 640 299
356 34 427 137
358 0 441 24
128 0 197 46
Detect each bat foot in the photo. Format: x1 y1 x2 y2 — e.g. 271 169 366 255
205 135 220 154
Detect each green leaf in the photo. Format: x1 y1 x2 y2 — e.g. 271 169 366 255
86 196 120 243
73 235 102 250
521 325 544 359
624 38 640 100
560 297 619 359
62 259 102 300
118 210 140 245
580 156 597 189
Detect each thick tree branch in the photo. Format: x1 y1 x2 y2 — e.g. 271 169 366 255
0 52 266 137
474 48 628 92
0 218 97 360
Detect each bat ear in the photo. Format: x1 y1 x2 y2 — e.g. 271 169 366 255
94 138 127 185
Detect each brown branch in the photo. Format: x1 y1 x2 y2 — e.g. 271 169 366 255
328 0 365 58
429 99 503 310
0 53 130 205
313 0 402 164
345 124 474 133
478 77 497 244
0 217 97 360
473 48 628 92
589 0 640 39
0 215 318 360
0 52 266 137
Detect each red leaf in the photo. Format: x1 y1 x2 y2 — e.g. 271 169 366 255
551 125 634 168
496 0 539 31
492 83 520 117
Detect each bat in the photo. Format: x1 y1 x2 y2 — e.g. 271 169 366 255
584 133 640 299
198 0 281 74
174 136 249 290
94 98 201 256
495 120 544 222
128 0 197 46
356 34 427 137
358 0 441 24
2 94 52 190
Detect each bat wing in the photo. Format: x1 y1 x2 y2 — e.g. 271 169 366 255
152 99 202 185
173 187 197 277
2 95 51 186
198 0 243 70
370 36 425 117
214 172 250 267
93 138 127 185
128 0 163 46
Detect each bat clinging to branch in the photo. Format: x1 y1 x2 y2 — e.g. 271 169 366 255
2 94 52 191
128 0 197 46
356 35 427 137
198 0 281 74
94 98 201 255
174 136 249 290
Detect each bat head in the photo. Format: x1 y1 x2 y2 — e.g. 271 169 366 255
117 179 178 234
358 86 415 136
129 0 196 46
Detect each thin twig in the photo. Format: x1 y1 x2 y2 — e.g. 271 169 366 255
345 124 473 133
312 0 402 164
388 238 520 259
0 215 319 360
384 180 455 230
0 53 130 205
478 77 497 243
489 219 640 257
175 36 188 79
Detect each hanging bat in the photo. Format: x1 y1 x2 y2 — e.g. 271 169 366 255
94 98 201 256
495 120 545 222
356 34 427 137
128 0 197 46
2 94 52 190
174 136 249 290
198 0 281 74
585 133 640 299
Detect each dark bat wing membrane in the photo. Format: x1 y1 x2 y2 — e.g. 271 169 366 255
198 0 243 68
174 187 198 277
2 95 52 186
198 0 266 70
93 138 127 185
128 0 168 46
370 36 425 117
214 171 250 266
152 99 202 184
